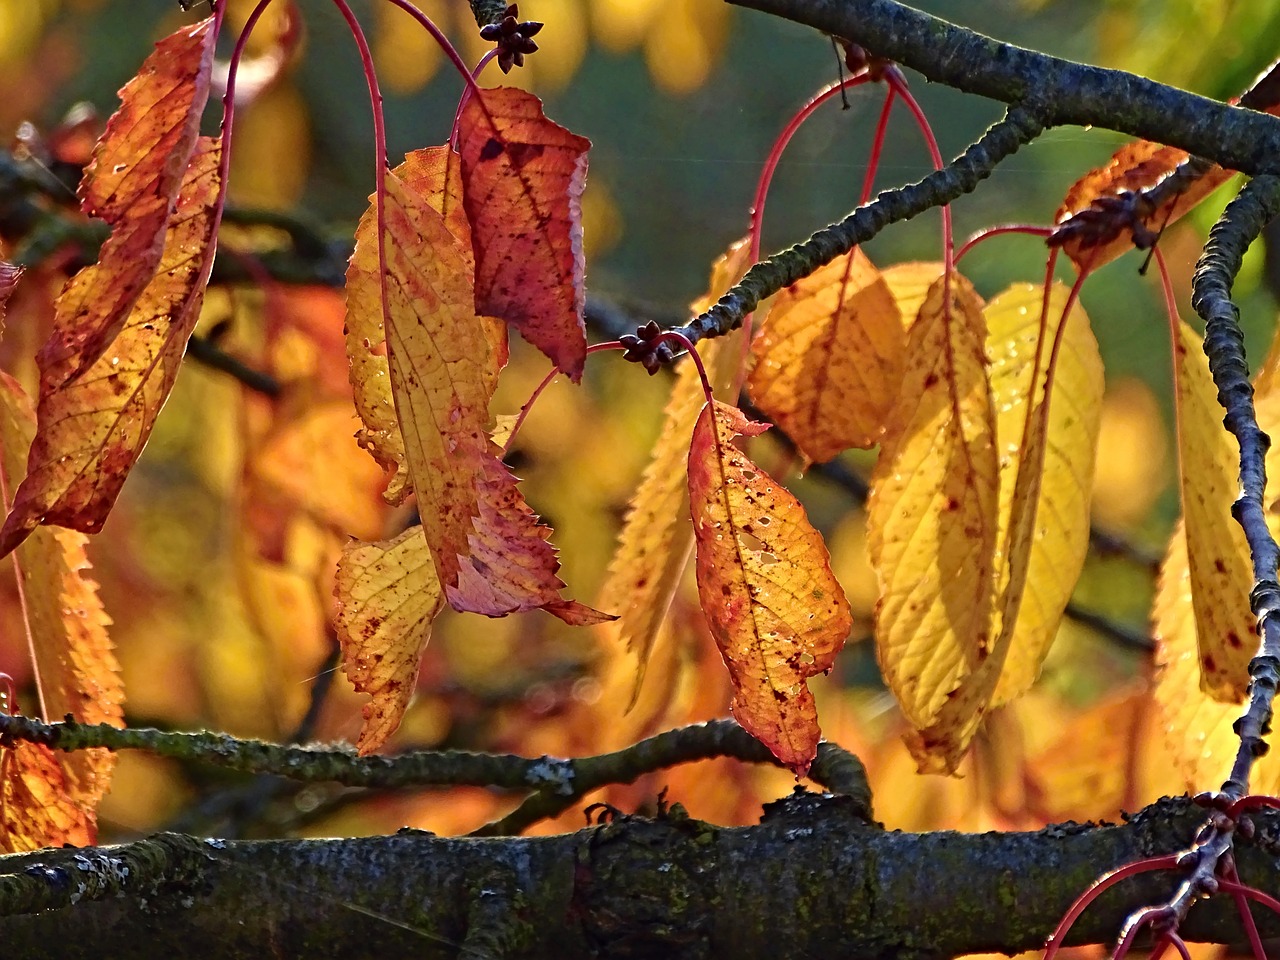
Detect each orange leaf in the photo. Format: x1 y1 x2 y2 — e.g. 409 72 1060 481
52 17 218 374
345 150 504 574
1171 318 1256 700
457 86 590 380
867 272 998 769
0 739 96 853
688 400 852 775
598 238 751 704
748 247 905 462
0 373 122 848
0 137 223 555
448 451 614 625
335 526 444 755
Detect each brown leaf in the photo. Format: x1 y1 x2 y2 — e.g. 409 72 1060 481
458 86 590 380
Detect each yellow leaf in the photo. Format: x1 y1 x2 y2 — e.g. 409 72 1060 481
988 282 1103 704
335 526 444 755
689 400 852 775
880 261 945 331
345 151 502 582
748 247 904 462
867 272 998 760
597 238 750 705
1172 317 1256 700
1152 523 1280 792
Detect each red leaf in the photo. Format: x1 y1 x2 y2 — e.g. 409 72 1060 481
53 17 218 376
457 86 590 381
447 451 614 625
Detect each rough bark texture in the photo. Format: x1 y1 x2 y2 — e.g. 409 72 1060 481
1 798 1280 959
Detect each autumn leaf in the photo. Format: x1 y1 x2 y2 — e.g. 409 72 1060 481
867 272 998 750
1152 523 1280 793
988 282 1103 704
880 261 945 331
457 86 590 380
50 17 218 376
335 526 444 755
688 399 852 775
448 450 614 625
1171 317 1256 700
0 372 122 849
597 238 751 705
346 151 504 577
748 247 904 463
0 137 223 556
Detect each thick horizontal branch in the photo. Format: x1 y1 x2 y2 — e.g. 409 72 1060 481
0 798 1278 959
733 0 1280 175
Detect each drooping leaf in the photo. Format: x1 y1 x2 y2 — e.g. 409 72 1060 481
448 450 614 625
1152 523 1280 793
597 238 750 704
335 526 444 755
688 400 852 775
867 272 998 761
0 373 121 848
345 152 504 577
748 247 904 463
1171 317 1256 700
988 282 1103 704
51 17 218 374
457 86 590 380
900 282 1101 771
0 138 223 556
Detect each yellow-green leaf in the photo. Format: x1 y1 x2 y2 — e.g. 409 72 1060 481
688 400 852 775
988 282 1103 704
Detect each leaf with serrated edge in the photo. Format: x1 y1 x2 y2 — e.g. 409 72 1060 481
867 272 998 754
0 138 222 556
988 282 1102 704
598 238 751 706
1172 318 1256 700
689 400 852 776
0 373 121 847
880 261 944 333
448 451 614 625
458 86 590 380
50 17 217 377
335 526 444 755
748 247 904 463
346 156 503 582
345 146 505 508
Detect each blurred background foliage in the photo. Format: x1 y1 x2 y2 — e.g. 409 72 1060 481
0 0 1278 865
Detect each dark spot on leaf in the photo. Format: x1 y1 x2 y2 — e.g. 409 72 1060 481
479 138 504 162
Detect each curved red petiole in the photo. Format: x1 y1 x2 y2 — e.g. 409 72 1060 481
884 66 952 278
955 224 1055 264
1043 855 1179 960
500 341 626 456
1221 862 1268 960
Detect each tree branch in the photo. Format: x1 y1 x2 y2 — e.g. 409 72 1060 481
0 798 1277 959
623 105 1044 369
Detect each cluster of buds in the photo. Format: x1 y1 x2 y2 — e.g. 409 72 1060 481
479 4 543 74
